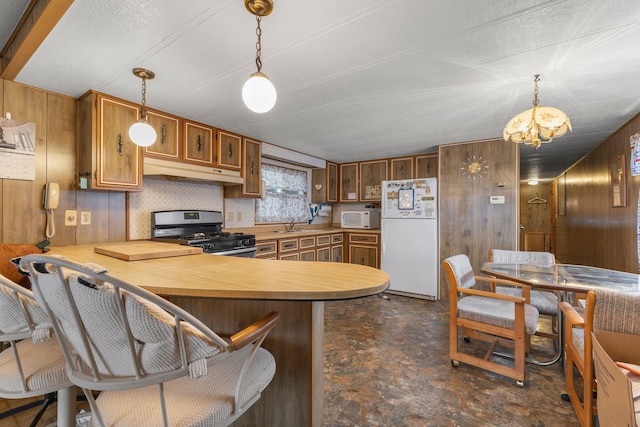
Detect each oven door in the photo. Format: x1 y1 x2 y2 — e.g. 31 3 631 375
209 247 257 258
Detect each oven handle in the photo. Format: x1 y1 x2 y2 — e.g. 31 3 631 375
209 247 257 257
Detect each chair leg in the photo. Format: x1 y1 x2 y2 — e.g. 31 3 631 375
29 392 56 427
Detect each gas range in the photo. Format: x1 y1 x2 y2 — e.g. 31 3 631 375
151 210 256 257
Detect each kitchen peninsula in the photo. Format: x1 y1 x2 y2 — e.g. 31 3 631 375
48 243 390 427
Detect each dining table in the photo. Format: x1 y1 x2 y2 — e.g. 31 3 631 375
481 262 640 365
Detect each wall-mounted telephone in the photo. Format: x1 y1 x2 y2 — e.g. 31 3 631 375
43 182 59 210
43 182 59 239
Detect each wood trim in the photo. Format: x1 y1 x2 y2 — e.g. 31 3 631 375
1 0 74 80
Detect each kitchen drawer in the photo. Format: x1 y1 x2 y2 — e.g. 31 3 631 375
279 253 299 261
331 233 344 244
279 239 299 252
316 235 331 246
256 240 277 257
299 236 316 248
348 234 378 245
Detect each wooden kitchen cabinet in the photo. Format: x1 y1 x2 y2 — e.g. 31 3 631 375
183 120 214 166
225 138 262 198
339 163 359 202
347 233 379 268
143 109 181 162
216 130 242 170
415 154 437 178
77 91 143 191
312 162 338 203
331 233 344 263
360 160 387 202
390 157 413 180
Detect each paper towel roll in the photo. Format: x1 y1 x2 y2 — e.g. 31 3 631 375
318 205 332 216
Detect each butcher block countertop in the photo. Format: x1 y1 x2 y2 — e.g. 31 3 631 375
94 241 202 261
49 242 389 301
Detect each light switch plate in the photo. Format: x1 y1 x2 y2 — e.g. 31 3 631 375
65 210 77 226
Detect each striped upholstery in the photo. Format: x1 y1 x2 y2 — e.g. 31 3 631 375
458 295 539 335
594 289 640 335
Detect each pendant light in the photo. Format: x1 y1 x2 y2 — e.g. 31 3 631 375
129 68 157 147
242 0 276 113
503 74 571 149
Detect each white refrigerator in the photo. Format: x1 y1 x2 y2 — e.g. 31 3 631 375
380 178 438 300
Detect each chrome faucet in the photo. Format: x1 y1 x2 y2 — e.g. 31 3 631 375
287 219 296 232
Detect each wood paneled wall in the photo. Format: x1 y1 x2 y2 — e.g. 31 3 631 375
554 112 640 272
0 79 126 246
438 138 519 299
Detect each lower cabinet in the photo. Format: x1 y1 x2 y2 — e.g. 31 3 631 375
257 232 346 263
256 240 277 260
278 238 299 261
347 233 379 268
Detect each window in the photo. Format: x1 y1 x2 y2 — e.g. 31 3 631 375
256 163 309 223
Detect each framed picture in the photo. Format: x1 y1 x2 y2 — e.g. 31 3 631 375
610 154 627 207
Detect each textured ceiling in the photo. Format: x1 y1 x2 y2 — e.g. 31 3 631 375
2 0 640 182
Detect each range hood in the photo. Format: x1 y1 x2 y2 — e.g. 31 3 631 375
143 157 244 185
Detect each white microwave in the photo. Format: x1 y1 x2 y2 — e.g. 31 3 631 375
340 210 380 229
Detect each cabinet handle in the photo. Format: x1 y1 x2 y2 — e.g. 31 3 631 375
117 133 123 154
330 178 335 188
347 178 351 189
259 246 271 252
360 257 365 265
399 164 405 176
228 143 233 157
197 135 202 151
251 161 255 175
161 125 166 144
427 162 430 174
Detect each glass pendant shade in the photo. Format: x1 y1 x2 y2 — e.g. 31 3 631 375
503 106 571 148
242 71 277 113
129 120 157 147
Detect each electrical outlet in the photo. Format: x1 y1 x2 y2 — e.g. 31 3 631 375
65 210 77 226
80 211 91 225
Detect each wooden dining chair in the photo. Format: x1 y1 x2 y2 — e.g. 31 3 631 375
21 254 280 427
488 249 559 342
560 289 640 427
443 254 540 386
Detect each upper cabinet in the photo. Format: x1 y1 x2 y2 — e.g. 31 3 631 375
359 160 387 201
77 91 142 191
390 157 413 180
311 161 338 203
143 109 181 162
216 130 242 170
415 154 437 178
183 120 214 166
339 163 359 202
225 137 262 198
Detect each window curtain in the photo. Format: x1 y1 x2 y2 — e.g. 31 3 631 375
256 164 308 223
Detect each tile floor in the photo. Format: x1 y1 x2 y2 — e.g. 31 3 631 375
1 294 579 426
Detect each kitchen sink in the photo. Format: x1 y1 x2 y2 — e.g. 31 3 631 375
272 229 309 233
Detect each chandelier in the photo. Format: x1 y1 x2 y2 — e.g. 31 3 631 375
503 74 571 149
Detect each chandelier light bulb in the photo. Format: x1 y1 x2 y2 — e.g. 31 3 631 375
242 72 277 113
129 120 157 147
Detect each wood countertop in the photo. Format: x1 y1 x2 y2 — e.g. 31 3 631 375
49 243 389 301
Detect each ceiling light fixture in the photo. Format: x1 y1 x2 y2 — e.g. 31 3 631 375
527 179 539 185
503 74 571 149
242 0 276 113
128 68 157 147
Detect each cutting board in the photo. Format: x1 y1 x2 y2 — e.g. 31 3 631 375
94 241 203 261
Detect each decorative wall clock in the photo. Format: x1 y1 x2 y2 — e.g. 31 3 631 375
461 155 489 180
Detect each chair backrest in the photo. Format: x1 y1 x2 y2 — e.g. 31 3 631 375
21 255 232 391
593 289 640 335
443 254 476 290
488 249 555 267
0 273 51 341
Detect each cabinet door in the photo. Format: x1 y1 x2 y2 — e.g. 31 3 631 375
217 130 242 170
243 138 262 197
349 245 378 268
311 167 327 204
327 162 338 202
144 110 180 161
331 245 344 263
97 96 142 190
415 154 437 178
316 247 330 262
339 163 359 202
360 160 387 201
183 121 214 166
300 250 316 262
390 157 413 180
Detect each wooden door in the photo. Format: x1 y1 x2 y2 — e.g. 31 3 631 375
217 130 242 170
144 110 180 161
183 121 214 166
